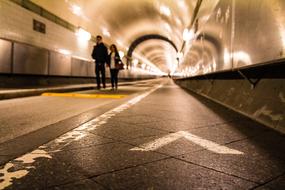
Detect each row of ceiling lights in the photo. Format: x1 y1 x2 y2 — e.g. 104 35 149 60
61 1 197 76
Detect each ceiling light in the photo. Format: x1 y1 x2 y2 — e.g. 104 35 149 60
70 4 82 16
76 27 91 41
183 29 195 41
102 28 111 37
160 5 171 17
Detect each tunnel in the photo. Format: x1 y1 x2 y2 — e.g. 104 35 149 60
0 0 285 189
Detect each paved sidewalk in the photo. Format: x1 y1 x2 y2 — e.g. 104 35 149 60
1 80 285 189
0 80 155 100
0 84 95 100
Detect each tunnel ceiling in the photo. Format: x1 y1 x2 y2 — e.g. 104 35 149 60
30 0 218 74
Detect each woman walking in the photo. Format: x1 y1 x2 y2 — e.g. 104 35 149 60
107 44 123 90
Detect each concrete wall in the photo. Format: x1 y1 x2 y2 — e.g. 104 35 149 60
175 0 285 134
0 0 93 60
0 38 94 77
175 65 285 134
0 38 157 82
0 1 158 82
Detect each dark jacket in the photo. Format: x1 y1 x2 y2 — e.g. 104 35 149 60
91 43 108 64
107 51 122 69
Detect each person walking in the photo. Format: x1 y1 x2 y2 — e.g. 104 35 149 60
107 44 122 90
91 35 108 89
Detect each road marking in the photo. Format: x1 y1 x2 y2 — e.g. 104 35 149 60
0 150 51 189
0 84 162 189
130 131 243 155
41 92 128 99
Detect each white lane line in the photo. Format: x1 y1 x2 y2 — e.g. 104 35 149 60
130 131 243 155
0 84 163 189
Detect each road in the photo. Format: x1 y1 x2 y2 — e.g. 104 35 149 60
0 78 285 189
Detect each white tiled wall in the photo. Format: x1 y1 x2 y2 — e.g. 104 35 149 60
0 1 158 79
0 0 94 60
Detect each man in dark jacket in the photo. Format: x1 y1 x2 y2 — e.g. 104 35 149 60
92 35 108 89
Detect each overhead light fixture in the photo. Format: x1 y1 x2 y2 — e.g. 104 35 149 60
76 27 91 41
183 28 195 41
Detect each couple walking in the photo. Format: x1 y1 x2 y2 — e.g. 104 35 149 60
91 35 123 90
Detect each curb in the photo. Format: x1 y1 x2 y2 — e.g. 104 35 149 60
0 85 95 100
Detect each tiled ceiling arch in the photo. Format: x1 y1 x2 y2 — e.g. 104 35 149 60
30 0 219 74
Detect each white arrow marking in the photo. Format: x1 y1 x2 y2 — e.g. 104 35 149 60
131 132 182 152
130 131 243 155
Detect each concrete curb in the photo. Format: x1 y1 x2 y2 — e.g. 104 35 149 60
0 84 96 100
0 79 157 100
175 78 285 134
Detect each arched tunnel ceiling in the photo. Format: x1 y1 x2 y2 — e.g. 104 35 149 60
30 0 219 74
135 40 177 72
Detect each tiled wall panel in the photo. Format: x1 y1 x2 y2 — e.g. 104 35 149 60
49 51 71 76
13 43 48 75
71 58 88 77
0 39 12 73
0 0 93 60
87 62 95 77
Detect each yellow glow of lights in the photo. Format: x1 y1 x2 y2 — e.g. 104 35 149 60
164 23 172 32
102 27 111 37
177 52 183 59
70 4 82 16
116 40 124 47
233 51 252 66
141 63 146 69
76 27 91 41
183 29 195 41
133 59 139 67
118 51 125 58
281 31 285 50
160 5 171 17
224 48 231 65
